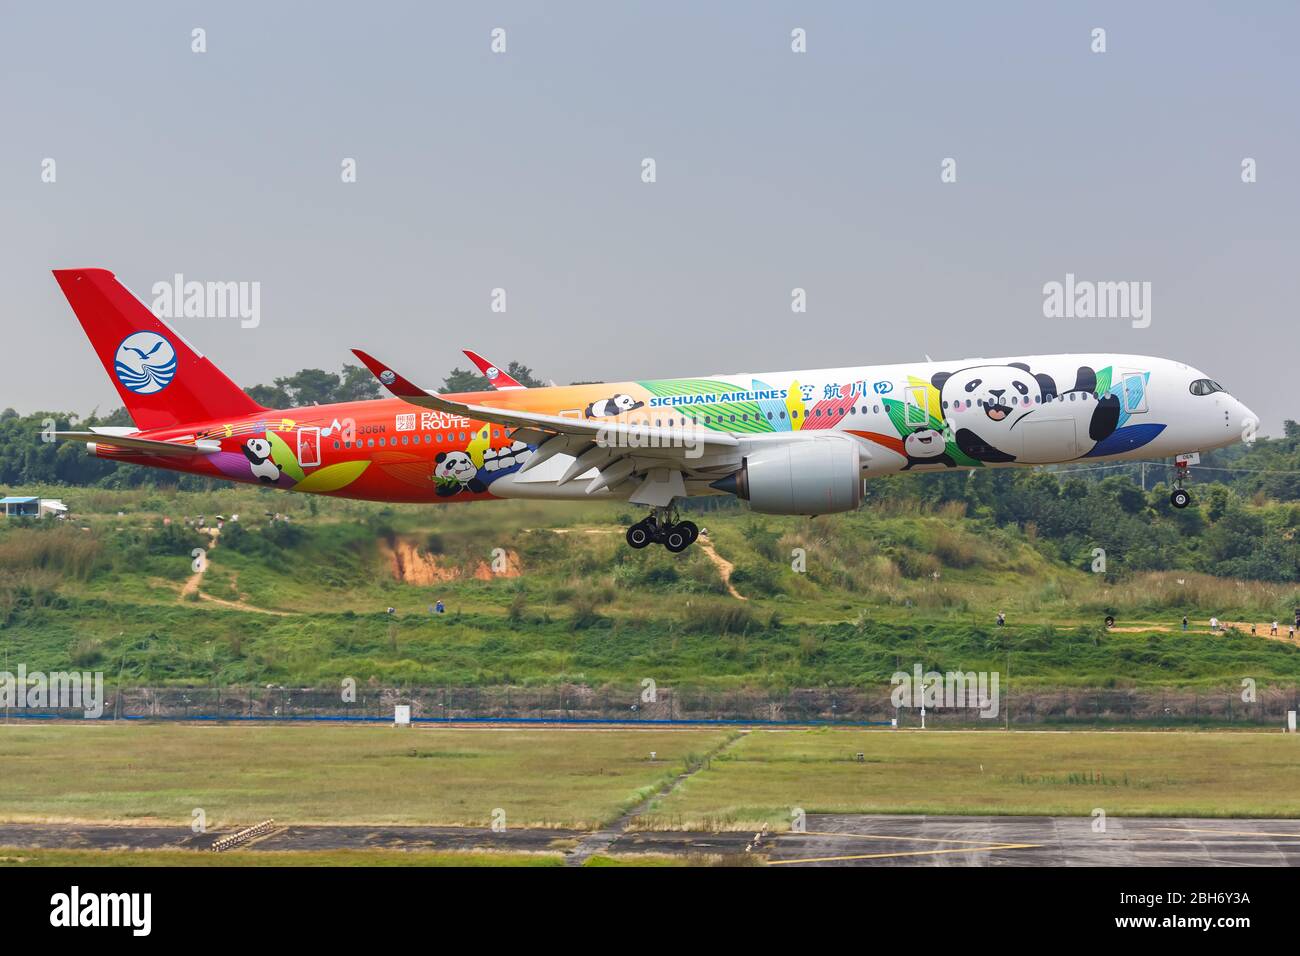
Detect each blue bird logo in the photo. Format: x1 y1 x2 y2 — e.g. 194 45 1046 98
114 332 177 394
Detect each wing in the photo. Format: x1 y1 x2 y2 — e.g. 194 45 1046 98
53 430 221 457
352 349 741 504
462 349 526 390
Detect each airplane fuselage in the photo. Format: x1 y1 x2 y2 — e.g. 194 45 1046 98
90 353 1254 505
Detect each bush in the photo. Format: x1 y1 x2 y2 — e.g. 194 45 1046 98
683 599 756 635
0 525 101 579
729 562 783 597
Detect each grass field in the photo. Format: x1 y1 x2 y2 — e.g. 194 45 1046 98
2 723 1297 832
2 491 1298 691
0 724 732 828
640 728 1300 828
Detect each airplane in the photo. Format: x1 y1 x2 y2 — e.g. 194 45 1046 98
49 268 1258 553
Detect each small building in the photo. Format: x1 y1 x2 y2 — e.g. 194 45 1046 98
0 497 68 518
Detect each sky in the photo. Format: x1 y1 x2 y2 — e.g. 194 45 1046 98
2 1 1297 433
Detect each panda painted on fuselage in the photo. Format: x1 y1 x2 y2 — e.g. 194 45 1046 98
434 450 487 496
931 362 1121 464
901 427 956 470
242 438 281 483
585 393 644 418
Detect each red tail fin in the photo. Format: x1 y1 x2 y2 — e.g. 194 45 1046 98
53 268 265 430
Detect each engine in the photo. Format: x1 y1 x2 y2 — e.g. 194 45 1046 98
711 437 862 515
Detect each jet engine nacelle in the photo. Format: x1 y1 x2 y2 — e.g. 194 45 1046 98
715 437 862 515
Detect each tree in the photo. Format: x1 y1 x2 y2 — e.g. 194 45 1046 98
245 365 381 408
504 362 545 388
441 360 547 394
336 364 381 402
440 368 490 393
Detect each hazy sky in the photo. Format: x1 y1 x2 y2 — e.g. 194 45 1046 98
2 1 1297 433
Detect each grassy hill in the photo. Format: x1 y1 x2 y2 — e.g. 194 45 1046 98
1 482 1298 692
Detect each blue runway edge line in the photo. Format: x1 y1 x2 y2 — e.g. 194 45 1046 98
2 713 893 727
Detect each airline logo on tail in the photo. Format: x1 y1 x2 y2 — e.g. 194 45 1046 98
114 331 177 394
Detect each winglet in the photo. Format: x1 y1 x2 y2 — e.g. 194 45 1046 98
351 349 478 419
463 349 526 390
350 349 431 401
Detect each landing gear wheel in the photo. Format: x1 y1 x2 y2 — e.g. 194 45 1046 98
626 522 653 549
1170 489 1192 509
677 520 699 544
663 526 691 553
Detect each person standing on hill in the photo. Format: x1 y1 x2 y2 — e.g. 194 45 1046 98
1182 615 1189 631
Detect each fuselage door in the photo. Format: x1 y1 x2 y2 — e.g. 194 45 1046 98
1120 372 1148 415
904 386 929 427
298 426 321 468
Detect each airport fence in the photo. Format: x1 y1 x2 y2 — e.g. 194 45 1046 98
6 683 1300 726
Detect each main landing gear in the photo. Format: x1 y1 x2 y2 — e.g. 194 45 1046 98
1170 457 1194 509
626 506 699 553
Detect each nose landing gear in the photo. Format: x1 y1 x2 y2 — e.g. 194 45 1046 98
1170 454 1197 509
625 506 699 553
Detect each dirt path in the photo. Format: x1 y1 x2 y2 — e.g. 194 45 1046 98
178 526 293 616
179 527 219 598
1107 621 1297 644
1220 621 1299 644
532 525 747 600
697 535 746 601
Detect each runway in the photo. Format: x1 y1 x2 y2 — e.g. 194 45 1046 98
760 814 1300 866
3 814 1299 865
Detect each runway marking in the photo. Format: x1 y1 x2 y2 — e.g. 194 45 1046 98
770 842 1041 865
798 830 1035 846
1146 826 1300 839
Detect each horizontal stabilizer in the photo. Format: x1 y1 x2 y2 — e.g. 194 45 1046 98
53 431 221 457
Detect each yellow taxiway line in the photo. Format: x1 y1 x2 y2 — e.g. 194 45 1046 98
770 842 1042 865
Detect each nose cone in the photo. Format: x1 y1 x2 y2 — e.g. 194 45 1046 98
1234 398 1260 440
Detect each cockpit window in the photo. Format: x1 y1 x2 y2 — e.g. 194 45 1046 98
1189 379 1226 396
